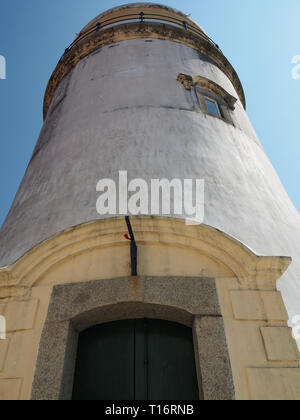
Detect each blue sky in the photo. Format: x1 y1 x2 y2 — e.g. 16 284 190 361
0 0 299 227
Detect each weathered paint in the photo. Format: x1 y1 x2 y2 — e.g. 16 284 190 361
1 33 299 319
0 3 300 400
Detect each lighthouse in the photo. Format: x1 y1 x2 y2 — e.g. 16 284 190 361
0 3 300 400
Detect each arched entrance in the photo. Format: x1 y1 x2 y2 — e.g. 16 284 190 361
72 319 200 400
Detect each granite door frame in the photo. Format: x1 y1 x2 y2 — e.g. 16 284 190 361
31 276 235 400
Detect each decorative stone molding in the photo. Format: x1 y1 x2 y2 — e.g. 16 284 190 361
0 287 30 299
0 300 39 333
43 22 246 119
260 327 300 362
177 73 194 90
0 217 291 289
0 269 16 285
177 73 238 110
230 290 289 321
246 368 300 400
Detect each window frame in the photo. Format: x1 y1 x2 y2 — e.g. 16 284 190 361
204 96 222 119
194 86 234 126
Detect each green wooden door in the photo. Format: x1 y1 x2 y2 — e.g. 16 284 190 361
72 319 200 400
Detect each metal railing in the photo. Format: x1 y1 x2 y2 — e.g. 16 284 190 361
61 11 221 59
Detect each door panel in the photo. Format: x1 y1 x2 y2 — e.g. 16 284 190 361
72 319 200 400
72 320 135 400
147 319 200 400
134 319 148 400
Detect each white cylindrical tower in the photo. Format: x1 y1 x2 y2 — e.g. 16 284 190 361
0 3 300 401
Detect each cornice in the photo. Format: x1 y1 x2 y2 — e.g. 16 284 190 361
43 22 246 119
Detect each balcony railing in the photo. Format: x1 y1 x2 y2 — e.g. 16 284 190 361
61 11 221 59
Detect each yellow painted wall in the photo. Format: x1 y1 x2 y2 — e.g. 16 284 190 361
0 217 299 400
